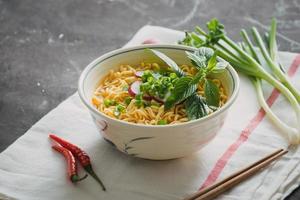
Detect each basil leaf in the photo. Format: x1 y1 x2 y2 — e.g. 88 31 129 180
185 93 207 120
164 77 197 110
204 79 220 107
149 49 185 77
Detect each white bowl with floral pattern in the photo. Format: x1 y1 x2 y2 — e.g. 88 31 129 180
78 44 239 160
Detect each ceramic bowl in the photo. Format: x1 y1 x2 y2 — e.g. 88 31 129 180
78 44 239 160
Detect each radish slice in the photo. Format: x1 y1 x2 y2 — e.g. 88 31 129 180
128 81 141 97
142 38 159 44
128 81 154 101
153 91 171 104
135 71 144 78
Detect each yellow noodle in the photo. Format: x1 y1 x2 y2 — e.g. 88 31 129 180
92 63 227 125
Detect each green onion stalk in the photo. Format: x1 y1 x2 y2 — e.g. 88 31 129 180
180 19 300 144
251 19 300 102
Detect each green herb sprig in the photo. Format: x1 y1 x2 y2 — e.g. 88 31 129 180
180 18 300 144
150 47 227 120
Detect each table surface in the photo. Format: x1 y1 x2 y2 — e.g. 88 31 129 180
1 0 300 199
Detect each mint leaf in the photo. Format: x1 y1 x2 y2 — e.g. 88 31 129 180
164 95 177 110
207 51 218 71
185 93 207 120
212 61 228 74
186 51 206 69
164 77 197 110
191 70 206 85
186 47 215 70
149 49 185 77
196 47 214 60
204 80 220 107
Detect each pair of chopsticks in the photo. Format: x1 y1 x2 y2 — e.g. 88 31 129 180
184 148 288 200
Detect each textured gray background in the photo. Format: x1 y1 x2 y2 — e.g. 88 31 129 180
1 0 300 199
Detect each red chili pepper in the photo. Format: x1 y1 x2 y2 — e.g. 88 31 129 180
52 145 87 183
49 134 106 191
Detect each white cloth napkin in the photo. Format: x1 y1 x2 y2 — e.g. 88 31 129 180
1 25 300 200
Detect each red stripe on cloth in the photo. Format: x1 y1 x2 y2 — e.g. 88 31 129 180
199 54 300 190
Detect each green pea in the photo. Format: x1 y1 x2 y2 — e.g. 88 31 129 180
124 97 132 105
157 119 168 125
141 82 151 92
147 76 154 83
113 104 125 117
170 72 177 79
104 99 111 107
104 99 116 107
135 93 143 100
135 99 143 107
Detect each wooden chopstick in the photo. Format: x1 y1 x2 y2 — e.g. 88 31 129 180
184 149 287 200
185 148 284 200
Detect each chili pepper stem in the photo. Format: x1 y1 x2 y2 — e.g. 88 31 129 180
71 174 88 183
85 165 106 191
50 134 106 191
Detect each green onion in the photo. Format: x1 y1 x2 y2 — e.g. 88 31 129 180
104 99 116 107
180 18 300 144
124 97 132 105
157 119 168 125
135 94 144 107
251 23 300 102
140 70 178 101
113 104 125 117
252 78 299 143
170 72 177 79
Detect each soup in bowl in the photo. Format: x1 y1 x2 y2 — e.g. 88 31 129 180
78 44 239 160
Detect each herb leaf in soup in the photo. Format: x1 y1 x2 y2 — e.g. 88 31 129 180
195 47 214 61
185 51 206 69
185 93 207 120
149 49 185 77
204 79 220 107
207 51 218 71
148 48 226 120
212 61 229 74
164 76 196 110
